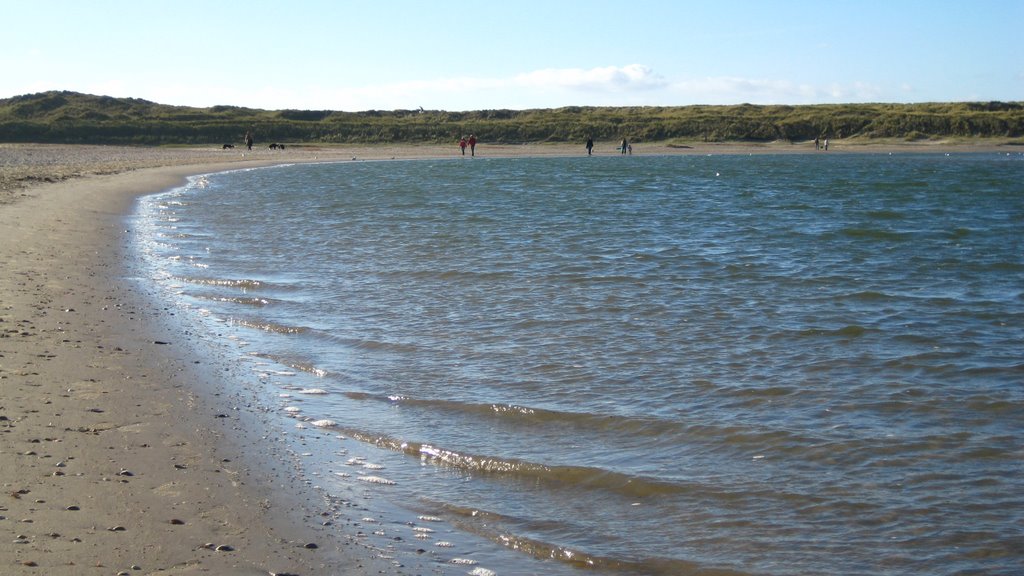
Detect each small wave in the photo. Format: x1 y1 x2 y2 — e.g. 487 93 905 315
407 442 704 499
197 295 271 307
782 324 870 339
436 502 751 575
840 290 894 301
837 227 909 241
246 352 328 377
358 475 397 485
308 417 700 498
173 276 266 290
229 318 308 335
864 209 905 220
364 394 693 439
350 392 838 456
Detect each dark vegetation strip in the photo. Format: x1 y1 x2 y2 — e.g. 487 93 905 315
2 91 1022 146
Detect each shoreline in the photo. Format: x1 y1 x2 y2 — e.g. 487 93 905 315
0 157 419 574
4 138 1019 200
1 141 1019 574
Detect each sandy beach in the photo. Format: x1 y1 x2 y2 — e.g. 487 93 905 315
1 139 1018 575
1 144 440 575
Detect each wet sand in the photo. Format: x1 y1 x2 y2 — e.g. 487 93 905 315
0 139 1017 574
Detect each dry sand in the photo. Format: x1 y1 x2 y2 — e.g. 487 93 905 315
1 139 1018 575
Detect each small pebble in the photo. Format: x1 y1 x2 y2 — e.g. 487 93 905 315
303 542 318 549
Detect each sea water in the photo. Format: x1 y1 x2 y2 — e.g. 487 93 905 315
132 153 1024 575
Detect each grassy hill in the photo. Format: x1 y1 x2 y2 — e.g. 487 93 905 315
1 91 1022 146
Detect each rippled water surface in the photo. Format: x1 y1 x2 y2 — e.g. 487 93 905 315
134 153 1024 575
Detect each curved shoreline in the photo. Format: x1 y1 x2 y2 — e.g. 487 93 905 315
3 139 1018 202
0 159 413 574
1 142 1019 574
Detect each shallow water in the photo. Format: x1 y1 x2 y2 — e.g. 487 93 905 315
133 153 1024 575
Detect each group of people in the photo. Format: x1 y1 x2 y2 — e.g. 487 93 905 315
457 135 637 157
814 136 829 151
458 134 478 156
456 135 641 156
584 137 631 155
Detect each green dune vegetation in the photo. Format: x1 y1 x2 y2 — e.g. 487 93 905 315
1 91 1022 147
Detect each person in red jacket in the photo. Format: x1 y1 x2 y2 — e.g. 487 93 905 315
459 136 468 155
468 134 477 156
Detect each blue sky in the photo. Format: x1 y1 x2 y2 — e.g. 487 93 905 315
2 1 1021 111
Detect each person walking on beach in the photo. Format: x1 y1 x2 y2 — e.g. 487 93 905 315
814 136 820 150
586 137 594 155
459 136 468 155
620 137 628 155
245 130 254 151
468 134 477 156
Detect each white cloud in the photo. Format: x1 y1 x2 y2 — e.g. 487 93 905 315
222 64 671 110
513 64 667 91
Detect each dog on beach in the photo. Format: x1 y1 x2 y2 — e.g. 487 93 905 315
222 143 234 149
